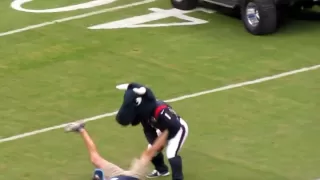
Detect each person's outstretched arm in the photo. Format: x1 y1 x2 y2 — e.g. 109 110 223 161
140 130 168 162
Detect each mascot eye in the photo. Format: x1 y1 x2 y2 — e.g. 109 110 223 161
135 97 142 106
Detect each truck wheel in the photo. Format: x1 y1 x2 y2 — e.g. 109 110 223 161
241 0 278 35
171 0 198 10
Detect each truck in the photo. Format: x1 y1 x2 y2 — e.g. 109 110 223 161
171 0 319 35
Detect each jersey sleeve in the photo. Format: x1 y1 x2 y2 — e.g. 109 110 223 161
141 119 158 144
157 107 181 139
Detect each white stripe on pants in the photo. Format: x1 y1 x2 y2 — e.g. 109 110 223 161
148 118 189 159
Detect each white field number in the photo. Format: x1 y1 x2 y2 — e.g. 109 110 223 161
11 0 215 29
165 113 171 120
11 0 117 13
88 8 213 29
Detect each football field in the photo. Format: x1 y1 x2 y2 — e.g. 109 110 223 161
0 0 320 180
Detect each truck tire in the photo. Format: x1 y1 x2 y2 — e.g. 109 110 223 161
241 0 278 35
171 0 198 10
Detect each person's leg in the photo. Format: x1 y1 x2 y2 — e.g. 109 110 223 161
65 121 125 179
80 128 109 168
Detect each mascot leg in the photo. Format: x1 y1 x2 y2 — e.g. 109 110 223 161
151 152 169 173
166 119 188 180
146 129 170 178
168 155 183 180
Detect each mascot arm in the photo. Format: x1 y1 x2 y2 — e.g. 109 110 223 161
141 120 158 144
144 128 158 144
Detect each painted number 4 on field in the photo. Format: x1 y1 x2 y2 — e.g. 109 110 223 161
88 8 214 30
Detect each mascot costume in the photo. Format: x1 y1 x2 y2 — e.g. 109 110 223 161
115 83 189 180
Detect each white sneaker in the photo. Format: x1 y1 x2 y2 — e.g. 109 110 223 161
146 170 170 178
64 121 85 132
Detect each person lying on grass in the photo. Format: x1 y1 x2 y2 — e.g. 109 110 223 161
64 120 168 180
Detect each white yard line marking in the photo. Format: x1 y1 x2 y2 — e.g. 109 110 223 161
0 64 319 144
0 0 155 37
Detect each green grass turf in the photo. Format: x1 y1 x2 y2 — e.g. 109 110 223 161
1 70 319 180
0 0 319 179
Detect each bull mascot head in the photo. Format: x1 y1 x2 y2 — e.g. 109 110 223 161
115 83 157 126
